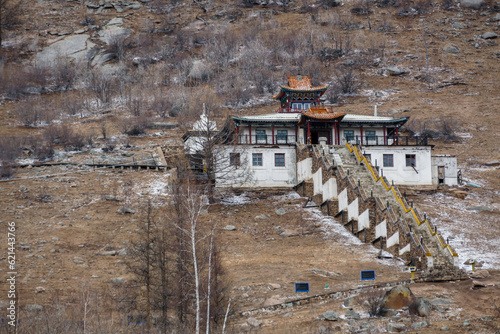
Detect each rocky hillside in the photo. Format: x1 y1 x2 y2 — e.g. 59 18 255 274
0 0 499 332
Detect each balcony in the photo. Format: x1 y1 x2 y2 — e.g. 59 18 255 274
276 108 304 113
343 135 429 146
237 134 298 145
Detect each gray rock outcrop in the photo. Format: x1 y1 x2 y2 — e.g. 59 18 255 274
460 0 484 9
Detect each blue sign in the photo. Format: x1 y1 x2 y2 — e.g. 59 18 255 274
361 270 375 280
295 283 309 292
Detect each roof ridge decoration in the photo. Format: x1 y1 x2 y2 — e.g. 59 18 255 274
273 75 328 100
301 107 346 120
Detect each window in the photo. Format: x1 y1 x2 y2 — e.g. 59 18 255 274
383 154 394 167
365 131 376 142
256 129 267 143
406 154 416 167
292 103 303 110
344 130 354 143
252 153 263 166
277 130 288 143
275 153 285 167
303 103 312 110
230 153 240 167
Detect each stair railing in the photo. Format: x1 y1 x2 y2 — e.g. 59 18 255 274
347 143 459 260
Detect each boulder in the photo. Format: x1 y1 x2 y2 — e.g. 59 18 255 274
275 208 286 215
98 22 131 44
35 34 94 67
345 308 361 320
386 66 408 76
104 195 121 201
472 280 486 288
128 2 142 9
412 321 429 329
343 295 356 307
430 298 451 305
470 269 490 279
117 248 128 256
107 18 124 26
279 229 299 237
388 323 406 332
35 287 46 293
101 250 117 256
324 311 339 321
452 22 467 29
113 4 124 12
414 297 432 317
247 317 262 327
460 0 484 9
223 225 236 231
481 32 498 39
268 283 281 290
443 45 460 54
111 277 125 284
117 206 135 214
381 286 414 312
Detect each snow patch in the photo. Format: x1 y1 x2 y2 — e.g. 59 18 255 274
220 192 254 205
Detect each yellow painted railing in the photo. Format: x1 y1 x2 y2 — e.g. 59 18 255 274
346 143 458 258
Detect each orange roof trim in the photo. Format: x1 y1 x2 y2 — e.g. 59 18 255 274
283 75 328 91
302 107 346 120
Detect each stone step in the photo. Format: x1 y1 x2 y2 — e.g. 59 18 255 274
334 145 457 272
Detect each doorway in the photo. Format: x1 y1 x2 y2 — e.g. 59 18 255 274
438 166 445 184
311 131 330 145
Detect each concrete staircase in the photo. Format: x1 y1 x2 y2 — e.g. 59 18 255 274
333 145 459 276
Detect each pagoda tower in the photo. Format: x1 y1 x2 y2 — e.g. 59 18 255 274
273 75 328 113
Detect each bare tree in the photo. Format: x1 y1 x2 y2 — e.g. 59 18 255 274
14 96 44 127
172 183 207 334
86 68 115 107
184 87 253 202
126 200 157 330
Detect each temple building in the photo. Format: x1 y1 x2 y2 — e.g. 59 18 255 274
184 76 458 188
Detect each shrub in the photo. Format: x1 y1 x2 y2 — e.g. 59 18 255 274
14 97 44 127
361 289 385 317
321 0 343 7
24 135 54 161
437 116 460 142
150 94 173 118
0 135 21 178
335 67 361 94
53 59 77 91
86 69 116 107
120 114 151 136
42 124 86 152
34 143 55 161
240 0 257 7
106 34 133 61
63 94 85 117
